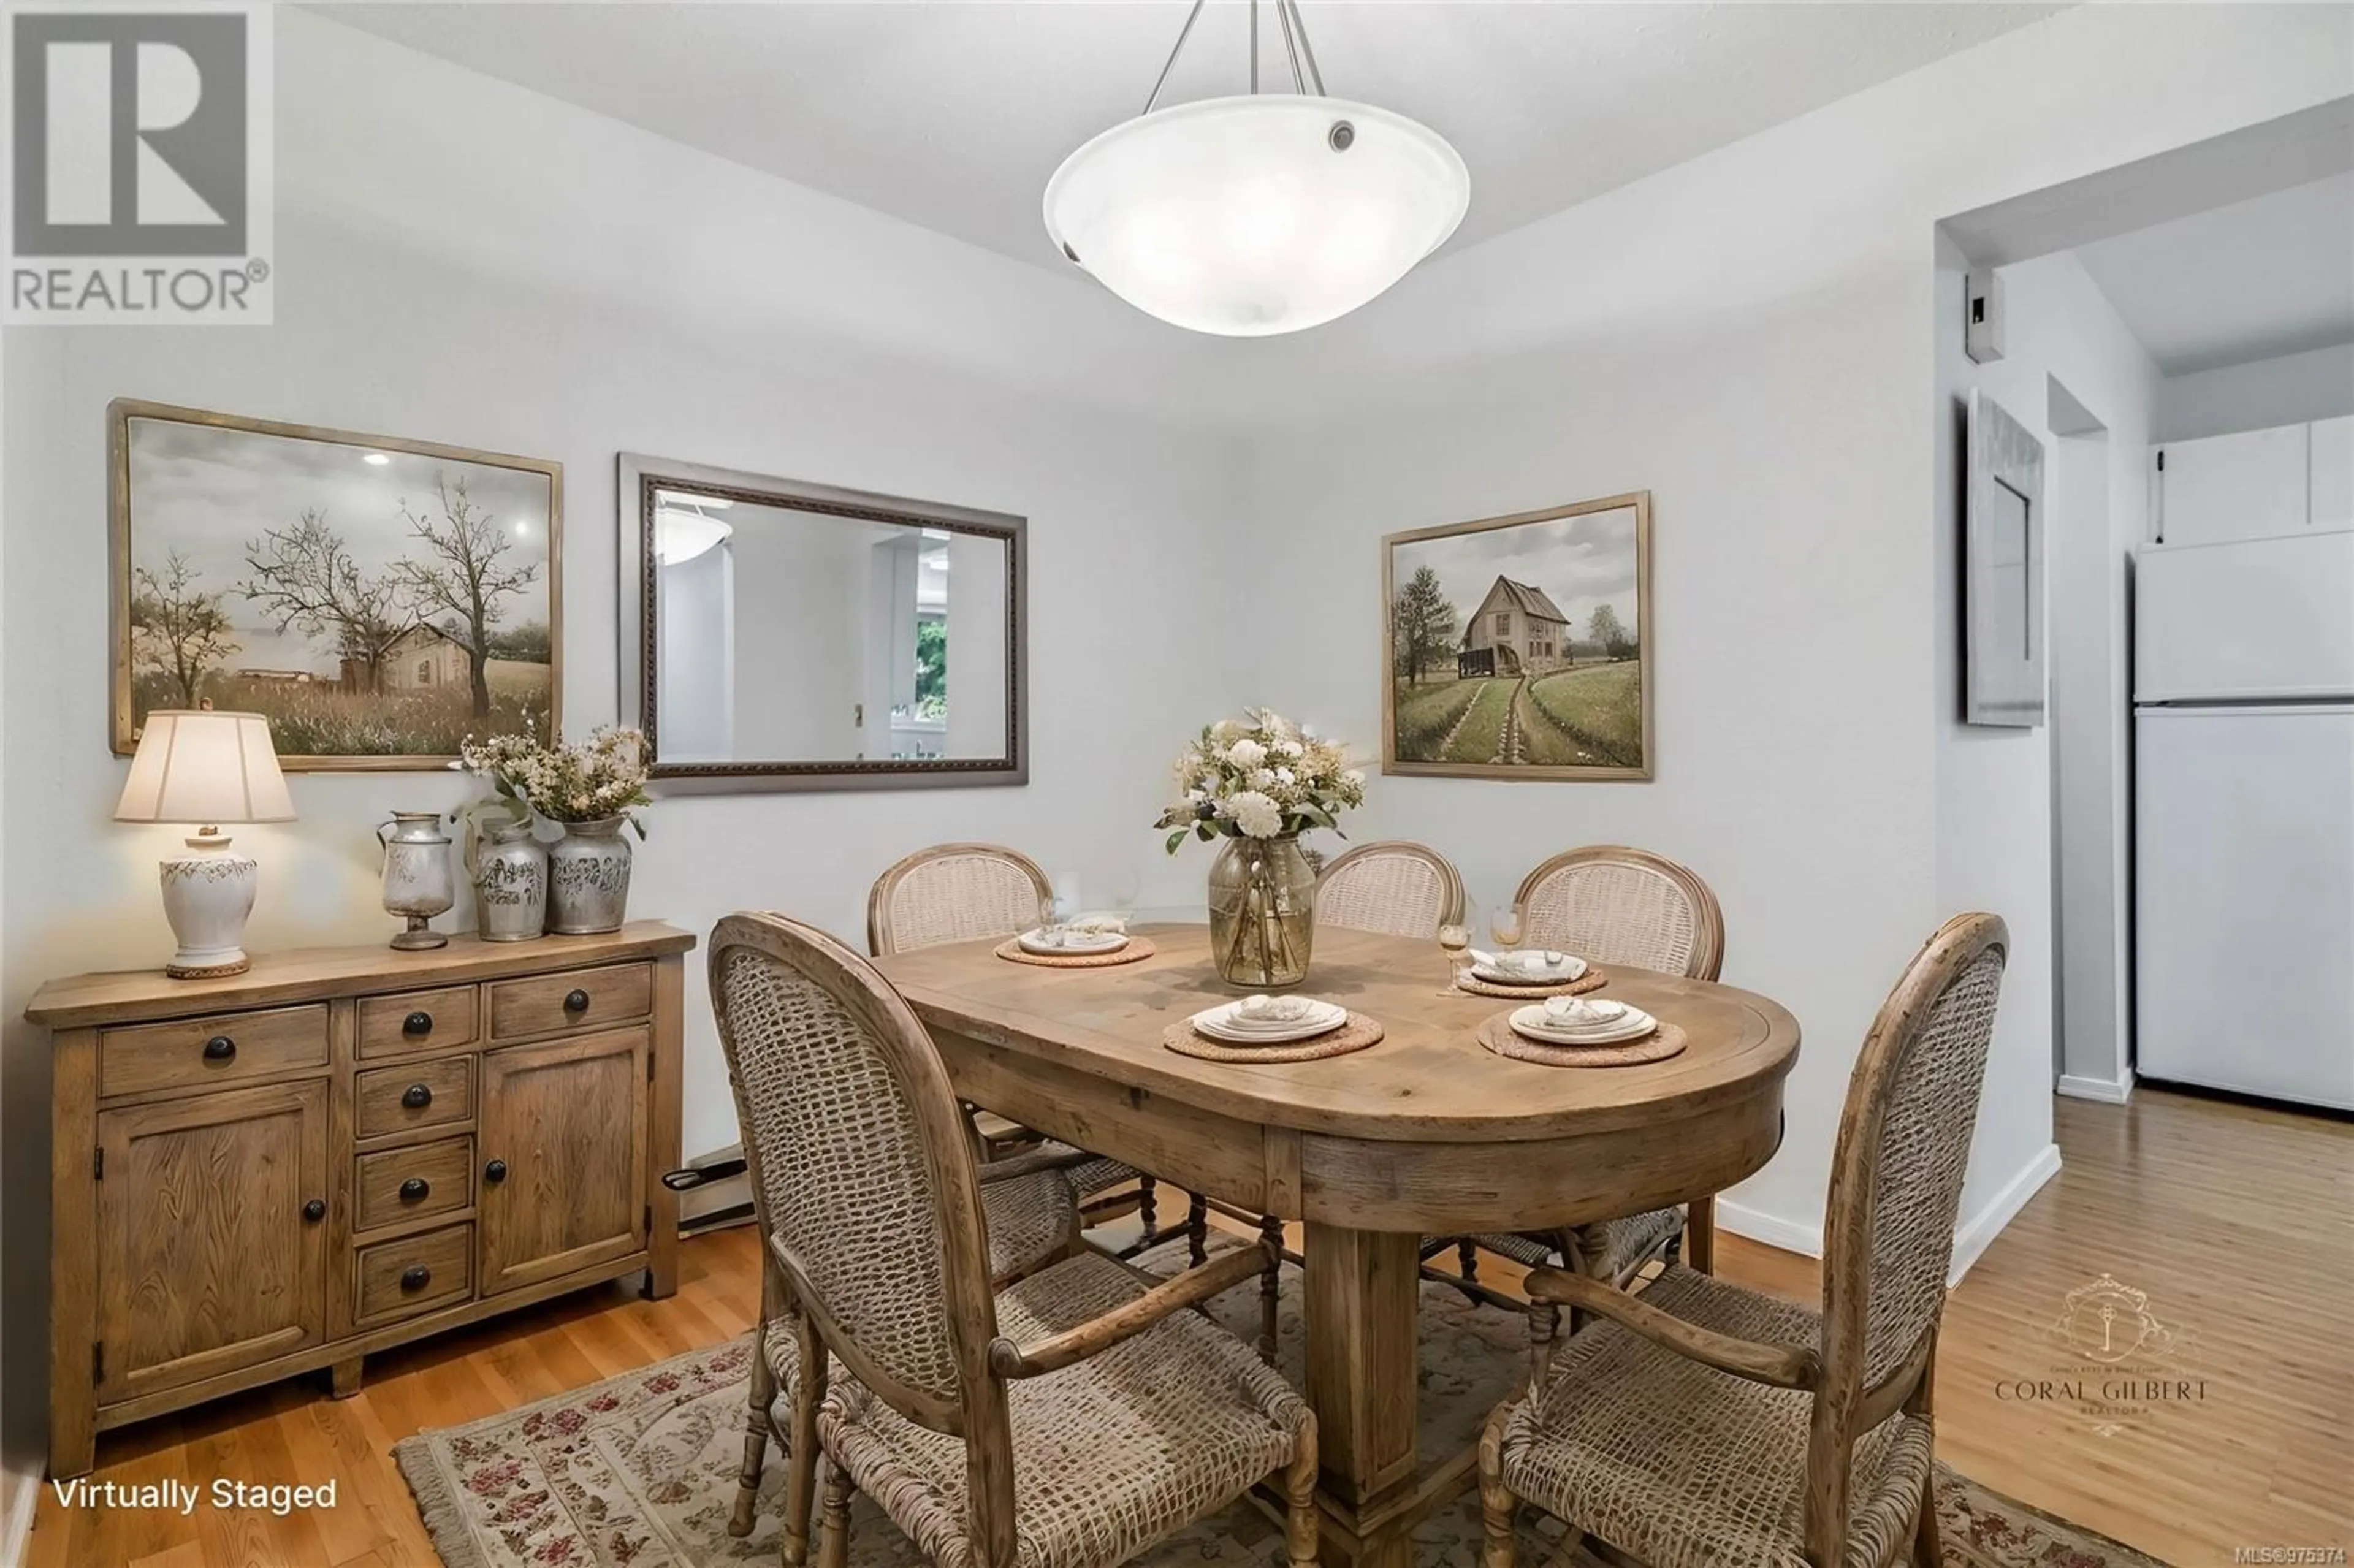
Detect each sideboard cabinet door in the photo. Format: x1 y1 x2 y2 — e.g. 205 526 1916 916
477 1028 650 1296
95 1079 329 1402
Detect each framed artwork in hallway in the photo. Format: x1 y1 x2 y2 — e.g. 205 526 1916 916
1382 490 1654 781
109 400 563 771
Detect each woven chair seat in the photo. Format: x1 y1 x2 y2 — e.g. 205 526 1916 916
1030 1142 1143 1199
982 1166 1084 1282
1469 1205 1685 1281
1496 1265 1932 1568
818 1251 1308 1568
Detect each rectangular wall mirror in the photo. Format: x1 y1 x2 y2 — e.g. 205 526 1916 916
619 455 1026 788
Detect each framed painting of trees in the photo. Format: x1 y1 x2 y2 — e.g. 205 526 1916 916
1381 491 1652 781
109 400 562 770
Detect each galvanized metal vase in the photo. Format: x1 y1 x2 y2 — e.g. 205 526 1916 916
546 816 633 935
1206 832 1316 988
377 811 455 951
474 816 549 943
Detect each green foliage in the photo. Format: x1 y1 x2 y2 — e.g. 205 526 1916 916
914 617 947 719
1390 677 1481 761
1522 663 1644 767
486 620 552 663
1390 565 1459 687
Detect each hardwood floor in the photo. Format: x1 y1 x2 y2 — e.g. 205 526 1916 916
28 1087 2351 1567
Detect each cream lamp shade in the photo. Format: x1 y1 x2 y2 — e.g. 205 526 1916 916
114 710 297 828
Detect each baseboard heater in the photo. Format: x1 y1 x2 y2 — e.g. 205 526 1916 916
661 1144 755 1236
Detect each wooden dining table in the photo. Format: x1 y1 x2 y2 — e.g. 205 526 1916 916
874 923 1801 1568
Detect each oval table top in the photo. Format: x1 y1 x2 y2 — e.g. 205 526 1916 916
876 923 1800 1146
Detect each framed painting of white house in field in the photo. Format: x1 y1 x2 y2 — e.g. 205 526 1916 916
109 400 562 770
1382 491 1653 781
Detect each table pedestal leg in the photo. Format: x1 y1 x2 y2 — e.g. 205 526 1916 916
1303 1221 1420 1568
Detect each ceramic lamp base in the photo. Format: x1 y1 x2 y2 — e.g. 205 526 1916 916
159 836 258 980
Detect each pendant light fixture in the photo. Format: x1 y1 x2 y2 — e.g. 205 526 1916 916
1044 0 1468 337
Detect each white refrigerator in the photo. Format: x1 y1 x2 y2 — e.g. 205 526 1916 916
2133 530 2354 1110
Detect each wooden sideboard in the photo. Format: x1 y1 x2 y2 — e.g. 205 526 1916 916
26 920 697 1478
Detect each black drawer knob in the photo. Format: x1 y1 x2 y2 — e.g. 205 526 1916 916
562 988 591 1014
302 1198 326 1223
202 1035 236 1062
401 1083 433 1109
400 1265 431 1292
402 1010 434 1037
483 1158 508 1184
398 1177 430 1204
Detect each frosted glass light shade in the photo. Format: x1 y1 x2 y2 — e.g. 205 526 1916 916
654 507 733 565
1045 95 1468 337
115 710 296 826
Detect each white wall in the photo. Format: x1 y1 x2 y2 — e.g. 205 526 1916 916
2156 341 2354 442
1934 247 2160 1210
0 6 1240 1482
1233 2 2350 1259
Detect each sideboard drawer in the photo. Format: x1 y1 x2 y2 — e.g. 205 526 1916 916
357 985 479 1060
353 1135 474 1232
488 963 652 1040
354 1223 473 1326
354 1057 473 1141
99 1004 330 1099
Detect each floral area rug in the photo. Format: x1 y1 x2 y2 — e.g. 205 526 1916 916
397 1251 2163 1568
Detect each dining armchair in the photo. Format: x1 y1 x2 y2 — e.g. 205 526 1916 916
867 843 1201 1259
1477 912 2008 1568
718 974 1089 1536
1434 846 1726 1356
709 912 1320 1568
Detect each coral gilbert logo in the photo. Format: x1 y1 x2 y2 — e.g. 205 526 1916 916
1992 1274 2207 1436
5 1 273 322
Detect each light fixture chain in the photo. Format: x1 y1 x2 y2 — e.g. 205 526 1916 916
1282 0 1327 96
1142 0 1209 115
1250 0 1259 93
1276 0 1306 93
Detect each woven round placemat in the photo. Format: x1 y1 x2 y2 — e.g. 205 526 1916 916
1452 964 1609 1000
1476 1010 1687 1067
992 935 1158 969
1164 1011 1386 1063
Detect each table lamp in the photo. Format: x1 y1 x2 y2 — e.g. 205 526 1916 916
114 709 297 978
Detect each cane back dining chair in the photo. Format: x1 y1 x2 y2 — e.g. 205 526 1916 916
867 843 1202 1258
1439 845 1728 1346
1477 912 2009 1568
1315 839 1467 940
721 1003 1086 1530
709 913 1321 1568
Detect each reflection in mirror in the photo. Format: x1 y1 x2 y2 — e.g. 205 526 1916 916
622 457 1024 788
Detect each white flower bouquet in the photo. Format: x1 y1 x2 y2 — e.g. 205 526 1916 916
1154 709 1365 853
455 726 654 837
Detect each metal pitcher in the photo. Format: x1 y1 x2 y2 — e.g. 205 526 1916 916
378 811 455 951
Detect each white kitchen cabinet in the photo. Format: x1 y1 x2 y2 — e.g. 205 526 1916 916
2310 415 2354 533
2155 423 2310 546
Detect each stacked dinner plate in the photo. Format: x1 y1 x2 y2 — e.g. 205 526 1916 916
1017 920 1129 956
1189 994 1349 1045
1507 995 1658 1046
1467 948 1590 986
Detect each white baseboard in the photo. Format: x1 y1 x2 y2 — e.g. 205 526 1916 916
1715 1141 2062 1289
0 1464 39 1568
2055 1071 2135 1105
1713 1198 1823 1260
1948 1141 2062 1285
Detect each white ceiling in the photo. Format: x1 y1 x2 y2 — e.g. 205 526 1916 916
2074 173 2354 375
317 2 2062 272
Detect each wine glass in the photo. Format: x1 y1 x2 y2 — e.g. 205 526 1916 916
1103 865 1142 931
1436 900 1476 995
1490 901 1525 954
